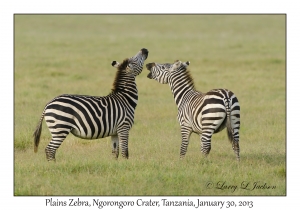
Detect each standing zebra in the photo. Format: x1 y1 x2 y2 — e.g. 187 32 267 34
146 60 240 160
33 48 149 161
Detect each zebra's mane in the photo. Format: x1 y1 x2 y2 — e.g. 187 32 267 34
177 63 196 91
111 58 130 93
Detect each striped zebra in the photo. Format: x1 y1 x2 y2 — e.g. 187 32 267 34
33 48 149 161
146 60 241 160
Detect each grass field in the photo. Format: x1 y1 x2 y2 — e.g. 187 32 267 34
14 14 286 196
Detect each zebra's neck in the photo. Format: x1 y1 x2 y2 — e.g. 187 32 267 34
110 69 138 109
169 69 196 107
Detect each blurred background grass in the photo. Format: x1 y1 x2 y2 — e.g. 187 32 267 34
14 14 285 195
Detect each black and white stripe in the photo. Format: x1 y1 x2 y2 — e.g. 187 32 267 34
146 60 241 160
33 48 148 161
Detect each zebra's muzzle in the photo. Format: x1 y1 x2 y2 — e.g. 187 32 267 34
146 63 154 79
147 72 152 79
146 62 155 70
141 48 149 59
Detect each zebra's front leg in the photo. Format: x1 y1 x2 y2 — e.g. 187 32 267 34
111 135 119 159
179 126 192 159
117 131 129 159
200 130 213 158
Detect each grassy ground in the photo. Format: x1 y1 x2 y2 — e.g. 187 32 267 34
14 14 286 196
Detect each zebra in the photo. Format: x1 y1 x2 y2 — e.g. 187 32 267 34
146 60 241 160
33 48 149 161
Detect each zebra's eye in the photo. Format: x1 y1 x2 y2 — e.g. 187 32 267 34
162 66 165 70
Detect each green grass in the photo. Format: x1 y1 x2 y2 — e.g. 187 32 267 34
14 14 286 196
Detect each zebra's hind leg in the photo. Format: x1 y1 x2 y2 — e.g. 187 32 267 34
45 144 57 162
179 126 192 159
200 130 213 158
111 135 119 159
45 129 70 161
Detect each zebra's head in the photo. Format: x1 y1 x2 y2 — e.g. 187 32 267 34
112 48 148 77
146 60 190 84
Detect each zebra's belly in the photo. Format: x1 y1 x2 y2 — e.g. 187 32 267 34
70 127 117 139
44 114 118 140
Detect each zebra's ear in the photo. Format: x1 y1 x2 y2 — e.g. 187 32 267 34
171 60 182 71
111 61 120 68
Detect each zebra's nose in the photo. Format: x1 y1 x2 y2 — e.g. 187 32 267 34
147 72 152 79
141 48 148 58
146 63 154 70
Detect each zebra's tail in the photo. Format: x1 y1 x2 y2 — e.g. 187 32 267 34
225 98 234 144
33 111 45 153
